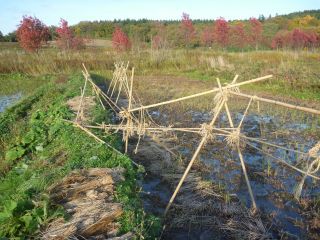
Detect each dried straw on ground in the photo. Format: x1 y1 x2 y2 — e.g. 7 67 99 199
42 168 133 239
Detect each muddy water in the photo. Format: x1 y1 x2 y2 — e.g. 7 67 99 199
0 92 22 113
138 109 319 239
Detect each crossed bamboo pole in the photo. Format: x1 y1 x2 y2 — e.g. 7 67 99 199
73 64 320 219
164 99 226 215
229 91 320 115
126 75 273 113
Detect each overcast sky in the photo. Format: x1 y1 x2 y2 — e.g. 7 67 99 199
0 0 319 34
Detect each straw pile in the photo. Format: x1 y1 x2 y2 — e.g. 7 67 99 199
42 168 133 240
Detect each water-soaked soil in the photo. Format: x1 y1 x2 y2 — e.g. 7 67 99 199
131 107 319 239
0 92 22 112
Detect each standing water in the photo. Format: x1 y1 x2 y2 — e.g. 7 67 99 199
0 92 22 112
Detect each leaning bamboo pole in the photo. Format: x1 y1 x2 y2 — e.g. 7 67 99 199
164 99 225 216
245 141 320 180
125 68 135 153
87 74 120 112
75 72 88 122
217 78 257 210
127 75 273 113
64 119 140 167
229 91 320 115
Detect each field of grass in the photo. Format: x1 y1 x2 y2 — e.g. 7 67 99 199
1 45 319 102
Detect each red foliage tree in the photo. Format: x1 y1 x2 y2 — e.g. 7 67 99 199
112 27 131 51
271 29 319 50
16 16 49 52
291 29 308 48
180 12 195 46
56 19 85 50
213 18 229 48
248 18 263 49
306 31 319 48
230 22 247 48
271 31 291 49
201 26 214 47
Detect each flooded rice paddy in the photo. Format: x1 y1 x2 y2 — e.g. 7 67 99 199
138 105 320 239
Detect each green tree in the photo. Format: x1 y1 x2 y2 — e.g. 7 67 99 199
4 32 17 42
0 31 4 41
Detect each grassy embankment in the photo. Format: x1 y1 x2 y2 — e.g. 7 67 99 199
0 73 160 238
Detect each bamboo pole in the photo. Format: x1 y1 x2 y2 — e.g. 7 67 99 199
237 145 257 210
236 98 257 210
246 141 320 180
217 78 234 128
217 78 257 210
164 100 225 216
125 68 134 153
229 91 320 115
86 74 121 112
82 63 121 112
81 71 106 111
76 73 88 122
128 75 273 113
65 120 140 167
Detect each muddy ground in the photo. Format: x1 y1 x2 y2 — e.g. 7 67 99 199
103 73 320 239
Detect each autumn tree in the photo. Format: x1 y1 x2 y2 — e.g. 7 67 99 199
201 26 214 47
180 12 195 47
271 32 285 49
230 22 247 48
16 16 49 52
248 18 263 50
213 18 229 48
112 27 131 51
291 29 318 49
271 31 291 49
271 29 319 50
56 19 85 50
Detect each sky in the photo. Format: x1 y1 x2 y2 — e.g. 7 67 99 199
0 0 319 34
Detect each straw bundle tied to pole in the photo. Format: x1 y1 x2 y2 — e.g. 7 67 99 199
66 62 320 221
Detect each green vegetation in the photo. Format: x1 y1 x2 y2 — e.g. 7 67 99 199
0 73 52 96
0 74 160 238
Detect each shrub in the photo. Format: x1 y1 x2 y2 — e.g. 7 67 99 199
112 27 131 51
56 19 85 50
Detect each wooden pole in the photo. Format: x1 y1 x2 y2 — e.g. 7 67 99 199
164 100 225 216
125 68 134 153
128 75 273 113
229 91 320 115
217 78 257 210
70 121 140 167
216 78 234 128
76 72 88 122
237 145 257 210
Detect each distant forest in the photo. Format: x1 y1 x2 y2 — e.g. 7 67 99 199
1 9 320 50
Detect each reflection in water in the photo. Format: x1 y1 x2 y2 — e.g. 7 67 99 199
0 92 22 112
143 109 319 238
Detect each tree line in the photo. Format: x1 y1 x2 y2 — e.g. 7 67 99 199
2 10 320 52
